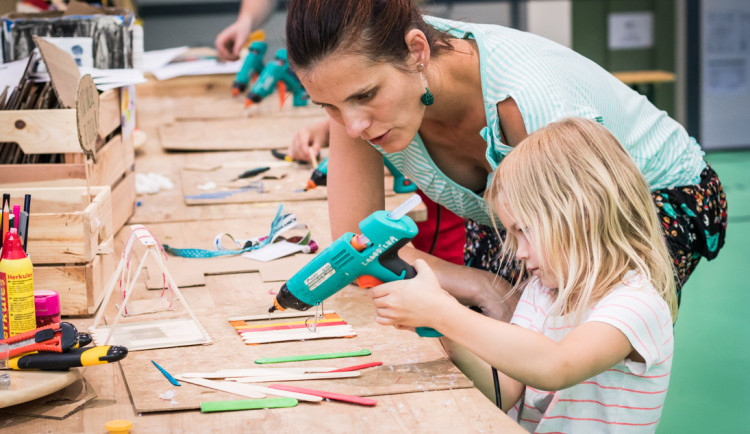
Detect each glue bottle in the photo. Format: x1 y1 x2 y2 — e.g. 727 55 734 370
0 228 36 338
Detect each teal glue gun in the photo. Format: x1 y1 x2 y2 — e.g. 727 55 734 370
245 48 308 108
232 41 267 96
383 158 417 194
269 195 441 337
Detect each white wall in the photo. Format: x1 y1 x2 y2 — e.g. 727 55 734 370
527 0 572 47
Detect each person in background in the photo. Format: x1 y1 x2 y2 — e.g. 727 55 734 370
215 0 279 61
371 118 677 432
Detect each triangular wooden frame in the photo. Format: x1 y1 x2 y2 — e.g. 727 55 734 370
90 224 211 350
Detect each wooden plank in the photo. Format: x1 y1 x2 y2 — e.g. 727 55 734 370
90 134 135 188
0 109 80 153
136 74 234 98
172 94 325 121
34 240 115 316
159 116 328 152
110 169 136 231
97 88 121 140
0 164 86 186
612 70 676 85
0 132 132 189
4 186 114 264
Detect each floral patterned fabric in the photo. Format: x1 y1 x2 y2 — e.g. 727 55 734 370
463 165 728 306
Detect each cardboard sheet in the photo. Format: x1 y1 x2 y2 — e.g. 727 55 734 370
144 253 312 290
180 164 398 205
172 95 326 121
0 379 96 420
180 165 327 205
158 115 328 151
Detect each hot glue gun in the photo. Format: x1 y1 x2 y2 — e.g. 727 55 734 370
268 194 441 337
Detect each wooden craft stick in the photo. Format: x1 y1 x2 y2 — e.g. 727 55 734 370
327 362 383 373
236 316 344 331
229 371 360 383
175 376 266 399
255 349 371 364
268 384 377 406
239 320 347 333
176 376 323 402
180 367 335 379
228 310 335 322
201 397 298 413
241 326 356 344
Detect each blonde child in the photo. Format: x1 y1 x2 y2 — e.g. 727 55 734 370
370 117 677 432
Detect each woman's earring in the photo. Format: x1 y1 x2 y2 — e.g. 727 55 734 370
419 63 434 106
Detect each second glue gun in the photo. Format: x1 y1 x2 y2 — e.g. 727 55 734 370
268 194 441 337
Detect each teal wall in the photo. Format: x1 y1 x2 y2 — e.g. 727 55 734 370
572 0 676 116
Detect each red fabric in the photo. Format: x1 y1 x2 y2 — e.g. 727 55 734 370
411 190 465 265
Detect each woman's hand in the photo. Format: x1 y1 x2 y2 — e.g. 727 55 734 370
215 18 252 61
369 259 460 331
288 119 330 162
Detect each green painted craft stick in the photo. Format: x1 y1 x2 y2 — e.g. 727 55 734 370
201 398 298 413
255 349 372 364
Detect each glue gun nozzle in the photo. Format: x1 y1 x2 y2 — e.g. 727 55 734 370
268 305 277 313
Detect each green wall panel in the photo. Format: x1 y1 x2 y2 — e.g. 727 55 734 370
572 0 676 116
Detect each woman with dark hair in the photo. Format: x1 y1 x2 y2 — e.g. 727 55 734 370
285 0 726 408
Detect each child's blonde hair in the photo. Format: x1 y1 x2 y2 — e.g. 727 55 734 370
486 117 677 322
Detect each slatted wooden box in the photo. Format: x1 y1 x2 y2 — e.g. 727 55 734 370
0 88 136 231
3 186 116 316
0 87 136 315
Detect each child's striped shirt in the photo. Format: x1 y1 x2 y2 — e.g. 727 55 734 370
509 271 674 433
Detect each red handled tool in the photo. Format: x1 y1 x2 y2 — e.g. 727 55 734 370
0 322 78 359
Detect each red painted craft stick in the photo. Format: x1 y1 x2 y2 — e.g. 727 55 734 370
326 362 383 373
268 384 377 406
238 321 347 333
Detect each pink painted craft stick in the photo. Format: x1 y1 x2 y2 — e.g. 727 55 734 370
12 205 19 229
326 362 383 373
268 384 377 406
238 321 347 333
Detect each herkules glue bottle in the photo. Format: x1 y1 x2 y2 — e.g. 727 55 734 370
0 228 35 338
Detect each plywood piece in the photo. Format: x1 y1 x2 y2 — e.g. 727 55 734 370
0 378 96 419
159 116 328 151
119 269 472 413
0 370 80 409
180 165 397 206
173 94 325 121
180 165 327 205
256 254 311 282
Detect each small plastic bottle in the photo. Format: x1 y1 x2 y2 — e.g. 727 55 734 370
34 290 61 327
0 228 35 338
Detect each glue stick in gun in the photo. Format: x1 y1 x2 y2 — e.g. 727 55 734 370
245 48 308 108
305 157 417 194
232 41 267 96
269 194 442 337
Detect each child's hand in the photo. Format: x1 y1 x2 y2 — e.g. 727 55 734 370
369 259 459 331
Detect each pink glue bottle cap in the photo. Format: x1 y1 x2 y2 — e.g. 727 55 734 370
34 290 61 327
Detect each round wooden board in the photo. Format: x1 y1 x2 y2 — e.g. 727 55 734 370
0 370 80 408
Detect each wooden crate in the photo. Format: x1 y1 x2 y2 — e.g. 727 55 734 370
3 186 116 316
0 87 136 231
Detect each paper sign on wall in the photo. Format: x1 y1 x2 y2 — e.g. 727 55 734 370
608 12 654 50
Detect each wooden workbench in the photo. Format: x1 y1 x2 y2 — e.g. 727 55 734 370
1 76 524 433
